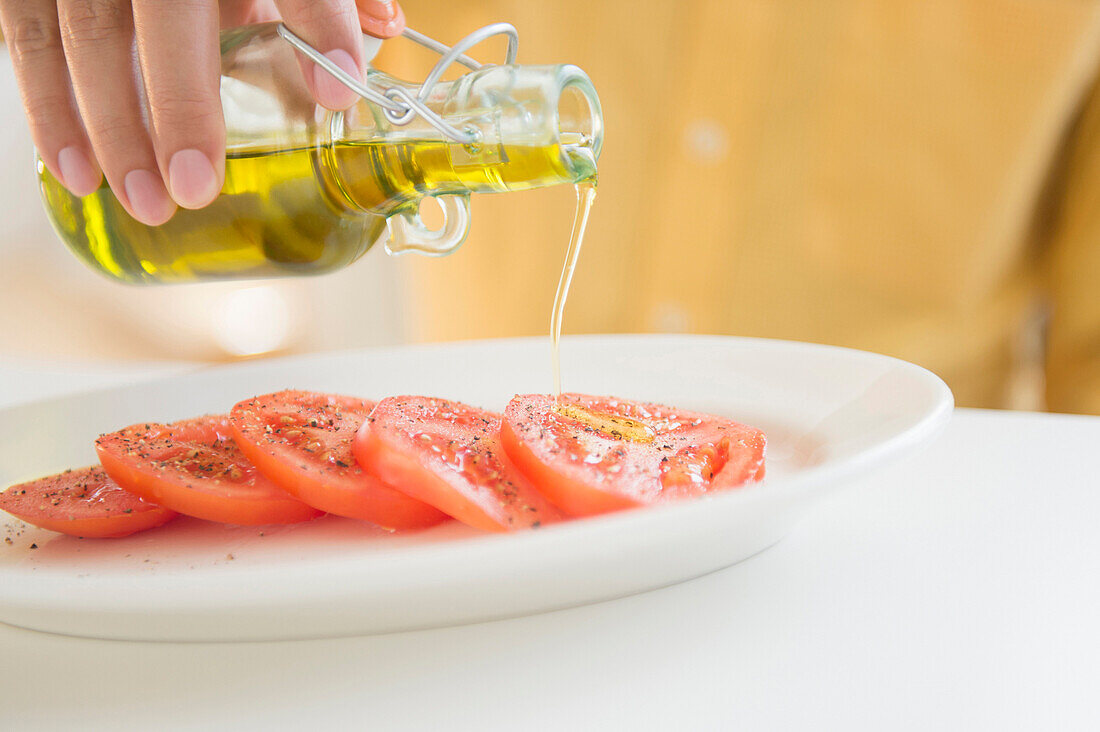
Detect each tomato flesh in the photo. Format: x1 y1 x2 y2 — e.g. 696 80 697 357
96 415 322 526
0 466 178 538
501 394 766 516
353 396 563 532
229 390 448 529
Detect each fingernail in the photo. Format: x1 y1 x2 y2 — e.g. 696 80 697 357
123 169 177 226
168 149 220 209
360 1 406 38
313 48 360 110
57 146 101 197
361 0 395 20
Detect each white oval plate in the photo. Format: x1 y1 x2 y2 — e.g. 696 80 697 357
0 335 951 642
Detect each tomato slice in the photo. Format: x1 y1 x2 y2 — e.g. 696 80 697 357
501 394 767 516
96 415 322 526
352 396 564 532
229 390 448 529
0 466 178 538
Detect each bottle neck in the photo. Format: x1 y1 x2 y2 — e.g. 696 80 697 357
322 132 596 216
322 64 602 215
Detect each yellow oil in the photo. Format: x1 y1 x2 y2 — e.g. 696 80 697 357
553 402 656 443
550 180 597 400
39 137 597 284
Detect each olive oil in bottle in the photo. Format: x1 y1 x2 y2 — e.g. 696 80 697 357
40 146 378 284
39 137 598 285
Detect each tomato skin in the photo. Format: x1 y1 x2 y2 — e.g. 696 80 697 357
353 396 564 533
502 394 766 517
229 391 448 530
0 466 178 538
96 416 323 526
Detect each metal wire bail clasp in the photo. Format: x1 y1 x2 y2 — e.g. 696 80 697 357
276 21 520 257
275 21 519 145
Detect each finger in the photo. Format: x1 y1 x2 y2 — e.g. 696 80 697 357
356 0 404 39
58 0 175 225
0 1 102 196
219 0 279 28
274 0 363 109
132 0 223 210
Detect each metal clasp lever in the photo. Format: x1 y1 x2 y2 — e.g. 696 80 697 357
276 22 519 145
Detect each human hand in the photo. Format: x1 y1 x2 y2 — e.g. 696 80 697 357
0 0 405 225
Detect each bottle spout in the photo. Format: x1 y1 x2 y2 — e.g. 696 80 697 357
555 65 603 183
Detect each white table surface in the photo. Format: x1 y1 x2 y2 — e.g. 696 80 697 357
0 361 1097 731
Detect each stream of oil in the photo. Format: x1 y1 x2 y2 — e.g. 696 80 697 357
547 182 660 443
550 180 597 401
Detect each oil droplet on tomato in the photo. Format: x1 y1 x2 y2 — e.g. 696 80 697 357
83 479 120 505
412 432 511 494
659 438 731 490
